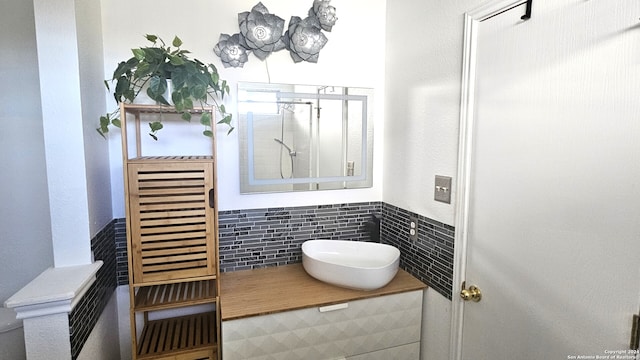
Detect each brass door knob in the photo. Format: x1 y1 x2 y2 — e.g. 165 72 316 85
460 283 482 302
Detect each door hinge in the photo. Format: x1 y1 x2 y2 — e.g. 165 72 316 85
631 314 640 350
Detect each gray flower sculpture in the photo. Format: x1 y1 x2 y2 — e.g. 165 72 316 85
214 1 338 65
284 16 328 63
238 2 286 60
310 0 338 32
214 33 250 68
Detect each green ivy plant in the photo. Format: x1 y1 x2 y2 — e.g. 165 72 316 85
97 34 233 140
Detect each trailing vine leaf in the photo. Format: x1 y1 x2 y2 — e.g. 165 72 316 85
143 47 163 62
221 80 228 99
112 61 131 80
174 101 184 113
171 90 183 105
200 112 212 126
169 54 184 66
148 76 169 105
172 36 183 47
149 121 163 132
132 48 145 61
114 76 130 102
98 34 234 139
97 116 110 137
183 98 193 110
134 62 151 78
97 113 118 139
123 88 135 103
171 67 187 88
218 114 234 134
192 84 207 99
148 121 163 141
100 115 110 128
203 130 213 137
217 114 232 126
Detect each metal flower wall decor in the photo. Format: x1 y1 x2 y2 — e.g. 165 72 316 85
214 1 337 68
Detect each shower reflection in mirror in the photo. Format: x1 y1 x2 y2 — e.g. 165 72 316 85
274 102 302 179
238 82 374 193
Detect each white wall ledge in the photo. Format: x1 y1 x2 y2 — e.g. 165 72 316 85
4 261 103 319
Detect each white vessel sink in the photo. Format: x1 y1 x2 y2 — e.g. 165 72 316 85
302 240 400 291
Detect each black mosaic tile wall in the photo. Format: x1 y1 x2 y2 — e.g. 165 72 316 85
115 218 128 285
218 202 382 272
68 219 118 360
381 203 455 300
107 201 454 307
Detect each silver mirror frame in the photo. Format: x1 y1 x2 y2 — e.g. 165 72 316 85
238 82 374 193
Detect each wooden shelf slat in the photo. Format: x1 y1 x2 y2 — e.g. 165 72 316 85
137 312 217 359
122 103 214 115
128 156 214 163
131 274 216 288
135 280 217 312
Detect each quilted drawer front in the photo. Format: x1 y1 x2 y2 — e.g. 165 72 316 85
347 342 420 360
222 290 423 360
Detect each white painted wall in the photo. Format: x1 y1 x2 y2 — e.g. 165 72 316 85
32 0 111 266
33 0 91 266
384 0 485 359
77 291 121 360
380 3 488 359
0 0 54 303
75 0 113 237
116 286 132 360
101 0 386 216
384 0 484 226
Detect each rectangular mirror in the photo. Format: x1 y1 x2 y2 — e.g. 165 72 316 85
238 82 374 193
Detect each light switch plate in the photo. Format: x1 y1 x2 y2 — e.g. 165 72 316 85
434 175 452 204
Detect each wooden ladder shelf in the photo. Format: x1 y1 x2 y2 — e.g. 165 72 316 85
121 104 221 360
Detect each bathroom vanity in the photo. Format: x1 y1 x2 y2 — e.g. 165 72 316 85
220 264 426 360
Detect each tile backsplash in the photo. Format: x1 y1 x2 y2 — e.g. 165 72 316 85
218 202 382 272
381 203 455 299
113 201 455 294
217 201 454 299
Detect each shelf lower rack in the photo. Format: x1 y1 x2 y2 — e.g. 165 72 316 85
137 312 217 359
134 280 217 312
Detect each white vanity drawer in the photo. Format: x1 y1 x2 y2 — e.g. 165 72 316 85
347 342 420 360
222 290 423 360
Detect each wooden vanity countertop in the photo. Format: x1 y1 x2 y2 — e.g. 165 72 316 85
220 263 427 321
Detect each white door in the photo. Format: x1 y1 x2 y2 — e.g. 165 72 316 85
454 1 640 359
